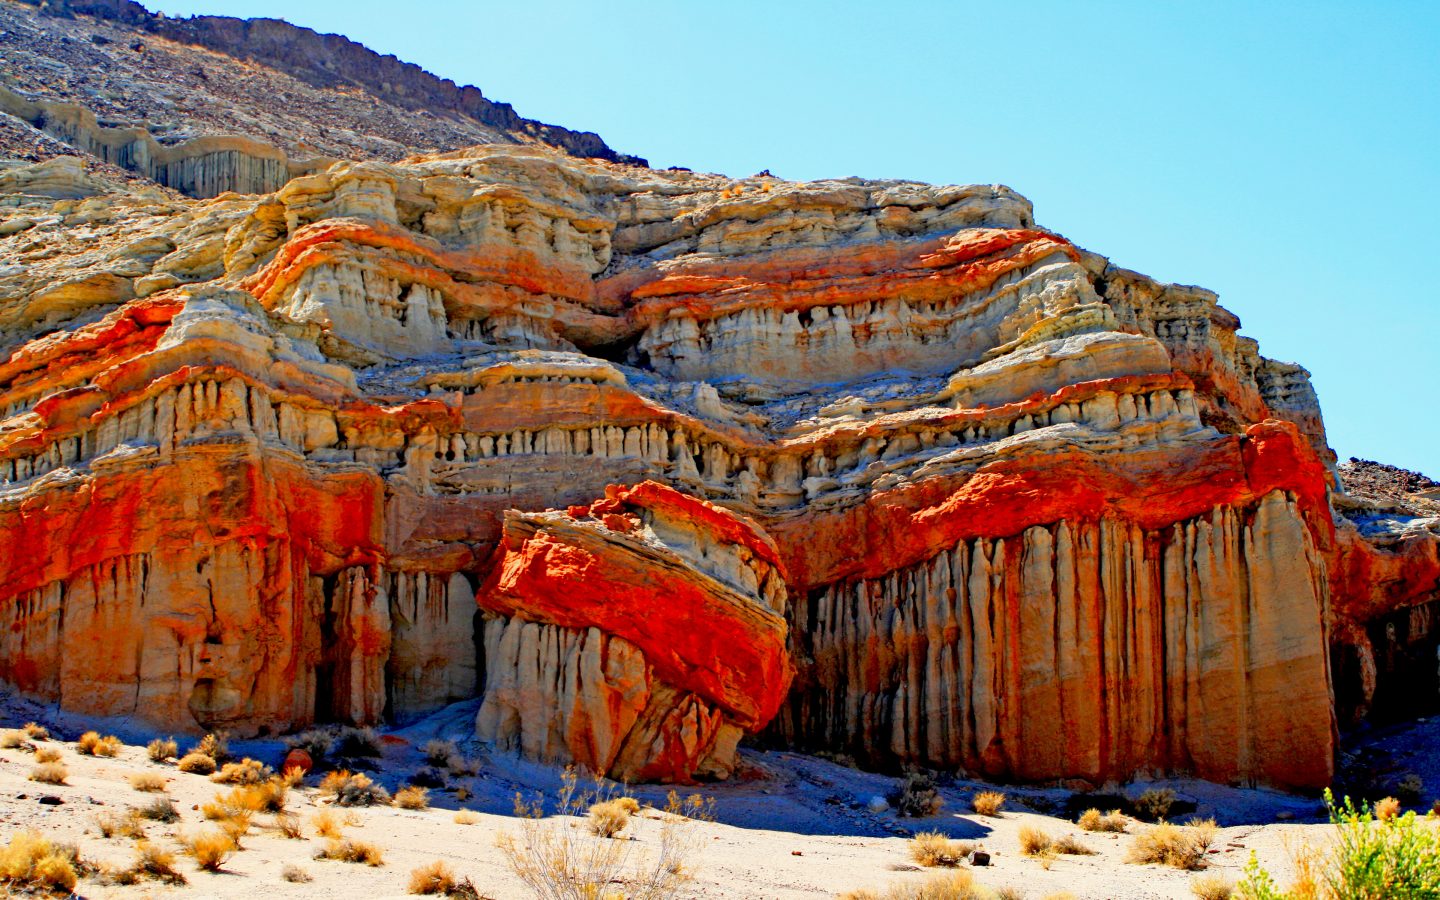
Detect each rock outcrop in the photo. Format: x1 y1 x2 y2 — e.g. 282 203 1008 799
0 25 1435 784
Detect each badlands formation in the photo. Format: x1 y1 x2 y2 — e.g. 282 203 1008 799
1 0 1437 795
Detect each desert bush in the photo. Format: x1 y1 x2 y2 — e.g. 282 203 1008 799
95 810 146 839
1126 819 1216 870
1191 873 1234 900
993 888 1025 900
29 762 67 785
317 837 385 866
130 840 185 885
448 754 480 777
284 727 336 762
1018 825 1053 857
498 766 715 900
1078 807 1128 832
1133 788 1177 822
971 791 1006 817
334 726 383 759
1054 834 1096 856
0 730 26 749
249 775 292 812
909 831 973 867
454 808 480 825
212 757 271 785
396 785 431 810
410 860 457 894
423 739 458 767
130 772 167 793
282 863 313 883
77 731 121 757
193 732 230 763
320 770 392 806
1398 774 1426 806
177 752 217 775
139 796 180 823
33 746 61 764
312 810 344 838
0 830 78 894
1375 796 1402 821
146 736 178 762
21 722 49 741
412 766 449 788
839 870 983 900
889 771 944 817
180 829 236 871
588 798 633 838
274 811 303 839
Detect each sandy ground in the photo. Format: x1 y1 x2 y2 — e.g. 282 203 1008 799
1 693 1421 900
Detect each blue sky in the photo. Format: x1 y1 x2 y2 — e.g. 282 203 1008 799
153 0 1440 474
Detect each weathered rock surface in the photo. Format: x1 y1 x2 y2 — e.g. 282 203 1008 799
0 11 1435 785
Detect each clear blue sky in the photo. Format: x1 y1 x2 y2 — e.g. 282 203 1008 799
153 0 1440 475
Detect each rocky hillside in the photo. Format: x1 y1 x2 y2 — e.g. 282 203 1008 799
0 0 642 196
0 2 1436 794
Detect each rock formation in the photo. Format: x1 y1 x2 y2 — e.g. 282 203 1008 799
0 3 1436 788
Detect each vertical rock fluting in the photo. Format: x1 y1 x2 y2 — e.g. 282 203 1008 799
780 491 1334 790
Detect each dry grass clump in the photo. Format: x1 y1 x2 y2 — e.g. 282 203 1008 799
971 791 1006 817
21 722 50 741
1126 819 1217 870
0 830 79 894
839 870 983 900
34 745 62 764
909 831 973 867
177 752 217 775
312 810 345 838
587 798 634 838
423 739 458 767
409 860 457 894
95 810 146 840
284 727 336 762
454 808 481 825
29 762 68 785
77 730 121 757
139 796 180 823
193 732 230 763
180 830 236 871
1189 873 1233 899
320 770 392 806
130 772 167 793
282 863 313 883
276 811 303 839
1018 825 1053 857
146 736 178 762
448 754 480 777
1132 787 1177 822
890 771 944 817
395 784 431 810
1374 796 1402 821
317 837 385 866
1054 834 1096 856
0 730 27 749
1077 807 1127 832
334 726 384 759
129 840 185 885
212 757 271 785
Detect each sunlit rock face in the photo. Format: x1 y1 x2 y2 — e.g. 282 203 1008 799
0 144 1431 786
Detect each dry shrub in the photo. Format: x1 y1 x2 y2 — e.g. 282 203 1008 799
146 736 178 762
320 770 391 806
276 812 304 839
1126 819 1215 870
839 870 982 900
22 722 49 741
139 796 180 823
312 810 344 839
0 730 25 749
29 762 67 785
212 757 271 785
317 837 385 866
130 772 167 793
890 772 944 818
1078 808 1127 832
180 830 236 871
1397 774 1425 805
77 731 121 757
177 752 217 775
193 732 230 763
994 888 1025 900
334 726 383 759
34 746 62 764
971 791 1006 817
1374 796 1402 821
410 860 457 894
1133 788 1177 822
1018 825 1053 857
282 863 313 883
0 830 79 894
455 809 481 825
588 798 633 837
1190 873 1233 899
448 754 480 777
396 785 431 810
1054 834 1096 856
95 810 146 840
130 840 185 885
284 727 336 762
423 739 458 766
909 831 973 867
499 766 715 900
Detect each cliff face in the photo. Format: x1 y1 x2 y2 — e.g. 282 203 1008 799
0 92 1435 785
